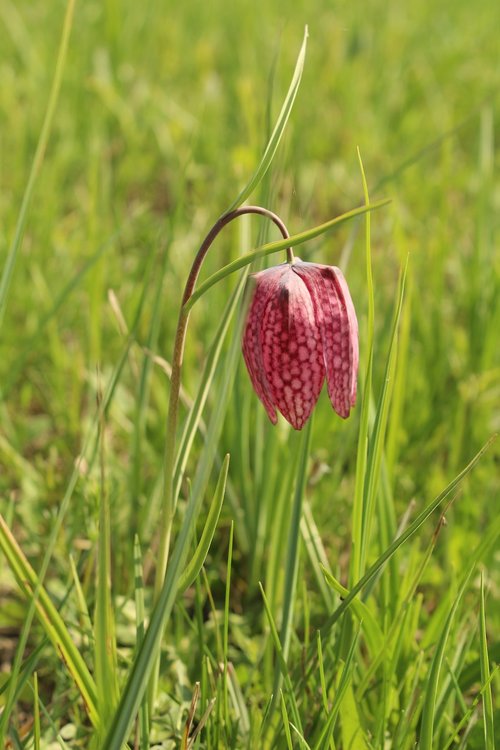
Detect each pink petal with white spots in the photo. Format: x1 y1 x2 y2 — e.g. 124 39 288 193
331 266 359 406
242 265 289 424
293 262 358 419
260 266 325 430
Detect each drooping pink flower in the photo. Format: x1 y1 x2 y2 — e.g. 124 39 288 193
242 259 358 430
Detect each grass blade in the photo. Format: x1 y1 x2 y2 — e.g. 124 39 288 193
269 417 312 722
359 258 408 577
349 148 375 587
312 626 361 750
102 455 231 749
479 573 495 750
33 673 40 750
280 690 294 750
173 275 247 506
133 536 149 750
0 515 99 727
0 0 75 331
94 402 119 728
419 566 474 749
259 582 303 735
317 434 495 638
178 454 230 592
321 566 384 658
226 27 308 211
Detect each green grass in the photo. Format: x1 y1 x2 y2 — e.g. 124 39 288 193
0 0 499 748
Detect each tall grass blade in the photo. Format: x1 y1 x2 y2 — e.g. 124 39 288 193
94 402 119 728
0 283 150 738
280 690 294 750
102 455 230 749
479 573 495 750
269 417 312 720
173 275 246 506
33 672 40 750
259 582 303 735
0 515 99 727
226 27 308 211
0 0 75 331
312 626 361 750
222 521 234 731
318 434 495 638
178 456 229 593
350 147 375 586
360 257 408 575
419 566 474 749
321 566 384 657
442 667 499 750
133 536 149 750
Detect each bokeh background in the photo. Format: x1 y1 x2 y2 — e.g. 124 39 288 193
0 0 498 745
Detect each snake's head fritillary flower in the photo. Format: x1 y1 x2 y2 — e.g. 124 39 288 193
242 259 358 430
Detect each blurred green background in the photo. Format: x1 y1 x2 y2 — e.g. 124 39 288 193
0 0 498 744
1 0 497 546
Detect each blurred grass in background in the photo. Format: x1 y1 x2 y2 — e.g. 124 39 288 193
0 0 498 746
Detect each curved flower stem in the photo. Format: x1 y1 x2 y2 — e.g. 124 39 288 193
149 206 290 706
154 206 290 600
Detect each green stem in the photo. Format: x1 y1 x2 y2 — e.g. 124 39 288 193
149 205 290 709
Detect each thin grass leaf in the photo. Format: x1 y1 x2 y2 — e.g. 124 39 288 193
340 679 369 750
102 455 231 750
223 521 234 731
318 435 495 640
178 455 229 593
259 582 303 735
300 504 334 610
419 566 474 750
0 0 75 331
479 573 495 750
225 663 250 736
94 401 119 727
0 641 46 702
349 147 375 587
280 690 294 750
356 508 447 701
441 666 499 750
321 566 384 657
133 536 149 750
35 695 71 750
173 272 246 505
360 257 408 576
184 200 390 313
68 555 92 650
33 673 40 750
290 724 313 750
130 241 170 517
269 417 312 722
392 650 425 748
316 633 336 750
434 625 476 730
0 286 149 737
312 627 361 750
0 516 99 727
226 26 308 212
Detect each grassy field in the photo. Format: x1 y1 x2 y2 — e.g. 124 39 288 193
0 0 499 747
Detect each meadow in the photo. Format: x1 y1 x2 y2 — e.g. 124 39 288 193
0 0 498 747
